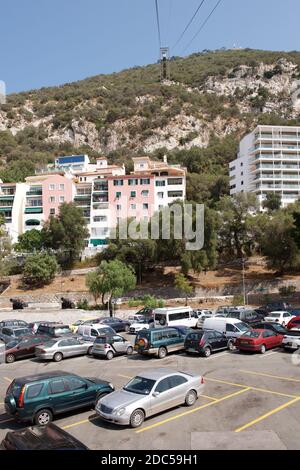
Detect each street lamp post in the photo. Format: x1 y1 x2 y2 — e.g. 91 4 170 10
242 258 246 306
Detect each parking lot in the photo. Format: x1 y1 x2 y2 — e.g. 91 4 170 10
1 329 300 450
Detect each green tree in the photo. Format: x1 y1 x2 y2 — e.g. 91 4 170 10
85 271 105 304
174 273 193 306
42 203 89 266
15 229 44 252
22 253 58 288
262 192 281 212
259 212 300 274
98 260 136 315
217 193 258 259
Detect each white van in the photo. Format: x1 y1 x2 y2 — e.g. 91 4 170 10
153 307 197 328
77 324 115 342
203 317 249 340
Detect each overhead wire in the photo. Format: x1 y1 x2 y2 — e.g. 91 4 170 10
171 0 206 52
154 0 162 48
183 0 223 53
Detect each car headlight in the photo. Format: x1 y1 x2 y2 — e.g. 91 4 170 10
113 407 126 416
109 383 114 390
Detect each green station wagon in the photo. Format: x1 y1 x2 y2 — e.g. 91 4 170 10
4 371 114 426
134 327 186 359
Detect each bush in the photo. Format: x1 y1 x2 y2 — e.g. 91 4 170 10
232 294 245 306
278 285 296 296
77 298 89 310
128 295 165 309
22 253 58 288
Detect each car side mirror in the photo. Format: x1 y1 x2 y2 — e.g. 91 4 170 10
153 391 160 397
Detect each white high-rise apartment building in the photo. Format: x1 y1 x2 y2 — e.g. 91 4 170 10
230 125 300 208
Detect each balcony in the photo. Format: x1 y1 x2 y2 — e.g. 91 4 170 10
26 190 42 196
25 207 43 214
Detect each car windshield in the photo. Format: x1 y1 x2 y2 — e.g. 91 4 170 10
123 376 156 395
55 327 71 335
236 322 249 332
243 331 260 338
14 328 30 337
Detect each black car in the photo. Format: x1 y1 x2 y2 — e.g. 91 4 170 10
0 423 89 450
264 302 292 313
251 321 292 335
226 309 262 325
184 330 234 357
36 323 73 338
98 317 131 333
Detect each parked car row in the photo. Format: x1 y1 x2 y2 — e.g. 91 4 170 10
3 368 204 430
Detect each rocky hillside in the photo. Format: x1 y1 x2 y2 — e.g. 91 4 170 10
1 49 300 182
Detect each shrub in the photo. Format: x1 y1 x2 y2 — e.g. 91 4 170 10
22 253 58 288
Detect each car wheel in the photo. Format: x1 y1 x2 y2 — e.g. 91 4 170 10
53 352 63 362
260 344 266 354
6 353 15 363
228 340 235 351
87 346 93 355
130 409 145 428
185 390 197 407
106 351 114 360
125 325 130 333
35 409 53 426
203 346 211 357
158 346 167 359
126 346 133 355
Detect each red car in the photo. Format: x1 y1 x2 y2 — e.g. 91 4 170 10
5 335 47 363
235 329 283 354
286 316 300 331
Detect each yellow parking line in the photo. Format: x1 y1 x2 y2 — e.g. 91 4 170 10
135 387 251 434
239 370 300 383
62 415 98 430
3 377 11 383
235 397 300 433
118 374 132 379
200 394 218 401
206 377 299 399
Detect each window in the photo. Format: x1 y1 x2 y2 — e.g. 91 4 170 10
263 330 275 338
141 190 149 197
140 178 150 185
168 191 183 198
156 181 165 187
113 335 123 343
59 184 65 190
93 216 107 222
116 192 121 199
128 179 139 186
143 203 148 210
91 329 99 337
130 191 136 198
226 324 234 332
49 379 66 395
59 196 65 203
49 196 55 203
169 375 187 388
158 192 164 199
66 377 87 391
26 383 44 399
113 180 124 186
130 204 136 210
50 208 55 215
155 378 171 393
117 204 121 211
49 184 55 190
168 178 183 185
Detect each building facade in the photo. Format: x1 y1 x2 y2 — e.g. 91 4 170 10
230 125 300 208
0 155 186 250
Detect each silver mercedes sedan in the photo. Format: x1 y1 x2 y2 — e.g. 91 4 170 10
35 336 94 362
95 368 205 428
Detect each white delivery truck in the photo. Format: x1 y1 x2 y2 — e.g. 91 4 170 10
203 317 250 341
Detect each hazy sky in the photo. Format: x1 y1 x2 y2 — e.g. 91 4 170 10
1 0 299 93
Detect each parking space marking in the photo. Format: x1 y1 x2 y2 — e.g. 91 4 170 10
235 397 300 432
205 352 229 360
259 351 280 358
206 377 300 399
3 377 11 383
118 374 132 379
239 370 300 383
135 387 251 434
199 394 218 401
62 415 98 430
